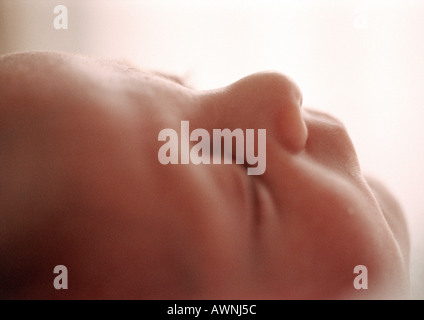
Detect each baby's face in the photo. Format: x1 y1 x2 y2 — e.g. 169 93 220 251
0 52 409 299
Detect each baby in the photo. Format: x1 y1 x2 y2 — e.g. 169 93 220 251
0 51 410 299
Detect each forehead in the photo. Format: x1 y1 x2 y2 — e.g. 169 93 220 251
0 52 184 96
0 52 200 167
0 52 190 119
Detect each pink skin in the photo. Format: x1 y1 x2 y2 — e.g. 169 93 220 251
0 51 409 299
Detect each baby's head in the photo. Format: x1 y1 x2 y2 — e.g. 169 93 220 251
0 51 409 299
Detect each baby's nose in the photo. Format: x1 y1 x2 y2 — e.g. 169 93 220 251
197 71 308 152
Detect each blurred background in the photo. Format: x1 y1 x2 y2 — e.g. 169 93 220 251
1 0 423 299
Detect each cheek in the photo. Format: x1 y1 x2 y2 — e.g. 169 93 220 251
253 153 401 298
156 164 257 294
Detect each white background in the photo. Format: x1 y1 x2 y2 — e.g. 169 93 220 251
1 0 423 299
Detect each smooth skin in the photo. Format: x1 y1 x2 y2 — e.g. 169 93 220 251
0 51 410 299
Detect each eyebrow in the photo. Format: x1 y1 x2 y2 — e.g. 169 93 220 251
150 71 187 86
108 58 187 87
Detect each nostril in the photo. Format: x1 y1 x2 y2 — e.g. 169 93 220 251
199 71 309 153
282 104 308 152
243 71 307 152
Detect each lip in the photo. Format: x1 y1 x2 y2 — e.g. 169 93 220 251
301 108 361 177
